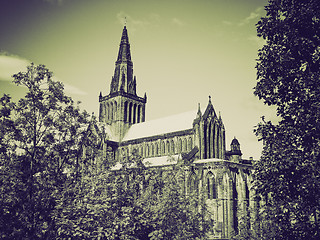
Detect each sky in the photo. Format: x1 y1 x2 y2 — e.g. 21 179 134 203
0 0 277 159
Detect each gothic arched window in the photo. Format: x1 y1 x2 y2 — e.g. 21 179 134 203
171 140 175 153
121 148 126 159
124 101 128 122
133 103 137 124
113 101 117 120
146 144 149 157
161 141 165 155
178 138 182 153
106 103 110 120
210 124 215 158
128 102 133 123
207 122 212 157
206 172 217 199
188 173 198 195
182 138 187 152
188 137 193 151
155 142 159 156
110 102 113 120
217 128 221 158
215 127 219 158
166 140 170 154
137 105 141 123
151 143 154 157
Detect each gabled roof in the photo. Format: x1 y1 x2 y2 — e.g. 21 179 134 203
101 98 220 143
122 108 205 142
202 96 217 119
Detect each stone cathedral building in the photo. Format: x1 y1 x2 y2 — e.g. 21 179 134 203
95 26 256 239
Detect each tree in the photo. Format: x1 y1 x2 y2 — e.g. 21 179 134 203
54 148 152 240
54 147 209 240
253 0 320 239
0 63 90 239
144 161 209 240
147 181 205 240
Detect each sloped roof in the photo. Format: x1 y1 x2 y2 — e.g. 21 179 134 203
122 108 205 142
143 154 180 167
111 154 181 170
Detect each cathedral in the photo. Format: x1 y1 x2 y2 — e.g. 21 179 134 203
96 26 256 239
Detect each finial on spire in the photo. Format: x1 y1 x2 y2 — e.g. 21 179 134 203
124 17 127 27
208 95 212 104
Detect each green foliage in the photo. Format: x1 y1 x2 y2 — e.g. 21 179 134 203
253 0 320 239
0 63 90 239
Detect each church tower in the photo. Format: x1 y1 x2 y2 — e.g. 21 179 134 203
99 26 147 141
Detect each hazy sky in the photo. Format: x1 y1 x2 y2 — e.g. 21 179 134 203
0 0 276 159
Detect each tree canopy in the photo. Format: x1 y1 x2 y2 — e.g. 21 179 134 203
253 0 320 239
0 63 91 239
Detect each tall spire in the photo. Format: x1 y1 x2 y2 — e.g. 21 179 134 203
116 26 132 63
99 25 147 132
110 26 136 95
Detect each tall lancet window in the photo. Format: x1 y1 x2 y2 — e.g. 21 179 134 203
206 172 217 199
188 173 198 195
178 138 182 152
137 105 141 123
110 102 113 120
133 104 137 124
124 101 128 122
128 102 133 123
113 101 117 120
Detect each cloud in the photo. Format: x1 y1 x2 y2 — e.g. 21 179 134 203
172 18 185 27
238 7 264 26
0 53 86 95
116 12 162 32
117 12 151 31
0 53 31 82
63 82 87 95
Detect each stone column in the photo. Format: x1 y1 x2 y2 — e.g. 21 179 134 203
227 177 235 237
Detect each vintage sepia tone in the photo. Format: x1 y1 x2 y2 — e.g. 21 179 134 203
1 0 319 239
